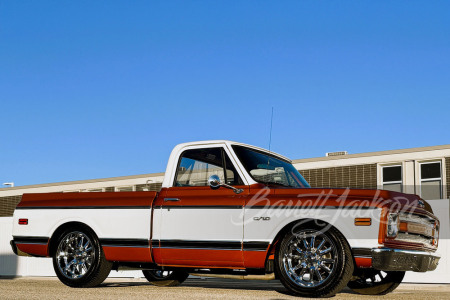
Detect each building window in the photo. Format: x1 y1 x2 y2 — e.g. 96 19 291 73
420 162 442 200
116 186 134 192
382 165 402 192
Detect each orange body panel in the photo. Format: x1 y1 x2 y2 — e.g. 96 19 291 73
159 249 244 268
243 251 268 268
18 191 156 208
247 184 425 210
103 246 152 262
157 186 247 207
17 243 49 257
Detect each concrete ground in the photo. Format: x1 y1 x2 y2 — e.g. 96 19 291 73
0 277 449 300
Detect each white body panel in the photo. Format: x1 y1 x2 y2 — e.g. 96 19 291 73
13 208 151 240
153 205 381 249
244 207 382 248
155 207 243 241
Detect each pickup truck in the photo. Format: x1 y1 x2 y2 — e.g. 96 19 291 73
11 140 440 297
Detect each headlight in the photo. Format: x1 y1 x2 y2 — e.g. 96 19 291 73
387 213 400 238
383 211 439 248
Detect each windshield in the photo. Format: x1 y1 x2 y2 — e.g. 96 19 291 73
232 145 310 188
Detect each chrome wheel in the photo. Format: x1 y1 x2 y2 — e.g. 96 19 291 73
282 229 337 288
56 231 95 279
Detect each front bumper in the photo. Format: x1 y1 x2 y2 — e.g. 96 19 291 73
372 248 440 272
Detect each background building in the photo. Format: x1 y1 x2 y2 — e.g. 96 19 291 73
1 144 449 282
296 144 449 199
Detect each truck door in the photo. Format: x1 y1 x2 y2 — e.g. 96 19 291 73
153 146 248 268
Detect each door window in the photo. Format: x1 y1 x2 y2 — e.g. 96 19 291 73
174 147 243 187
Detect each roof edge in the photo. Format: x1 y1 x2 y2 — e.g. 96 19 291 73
292 144 450 164
0 172 165 191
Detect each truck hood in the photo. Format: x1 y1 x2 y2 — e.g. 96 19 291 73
268 187 433 214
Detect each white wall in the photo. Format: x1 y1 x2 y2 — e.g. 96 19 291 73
0 217 55 277
403 199 450 283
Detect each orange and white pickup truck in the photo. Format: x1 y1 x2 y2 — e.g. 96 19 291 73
11 141 440 297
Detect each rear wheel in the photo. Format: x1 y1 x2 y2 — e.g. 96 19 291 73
275 226 354 298
347 269 405 295
52 227 112 287
142 269 189 287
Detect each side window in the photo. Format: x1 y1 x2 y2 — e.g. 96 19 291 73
175 148 243 187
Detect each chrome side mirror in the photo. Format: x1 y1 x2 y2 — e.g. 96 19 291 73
208 175 221 189
208 175 244 194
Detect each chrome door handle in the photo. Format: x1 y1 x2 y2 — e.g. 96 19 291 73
164 198 180 202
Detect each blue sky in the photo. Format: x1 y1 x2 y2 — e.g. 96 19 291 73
1 1 449 186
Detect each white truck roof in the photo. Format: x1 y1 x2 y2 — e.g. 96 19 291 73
161 140 291 188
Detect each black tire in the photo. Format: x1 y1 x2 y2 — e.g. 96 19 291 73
142 269 189 287
275 225 354 298
52 227 112 288
347 269 405 295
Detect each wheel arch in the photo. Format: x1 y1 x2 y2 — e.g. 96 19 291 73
264 218 352 267
48 221 98 257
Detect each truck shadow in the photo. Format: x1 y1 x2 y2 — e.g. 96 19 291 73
102 277 357 296
182 278 286 292
101 278 285 291
182 278 356 295
0 254 18 278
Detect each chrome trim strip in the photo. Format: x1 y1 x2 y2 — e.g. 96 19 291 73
352 247 372 258
152 240 270 252
372 248 440 257
13 236 49 245
100 238 150 248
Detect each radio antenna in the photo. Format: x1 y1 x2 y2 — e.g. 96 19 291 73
268 107 274 152
266 107 274 171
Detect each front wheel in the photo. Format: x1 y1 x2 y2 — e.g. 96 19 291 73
52 228 112 287
142 269 189 287
347 269 405 295
275 225 354 298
